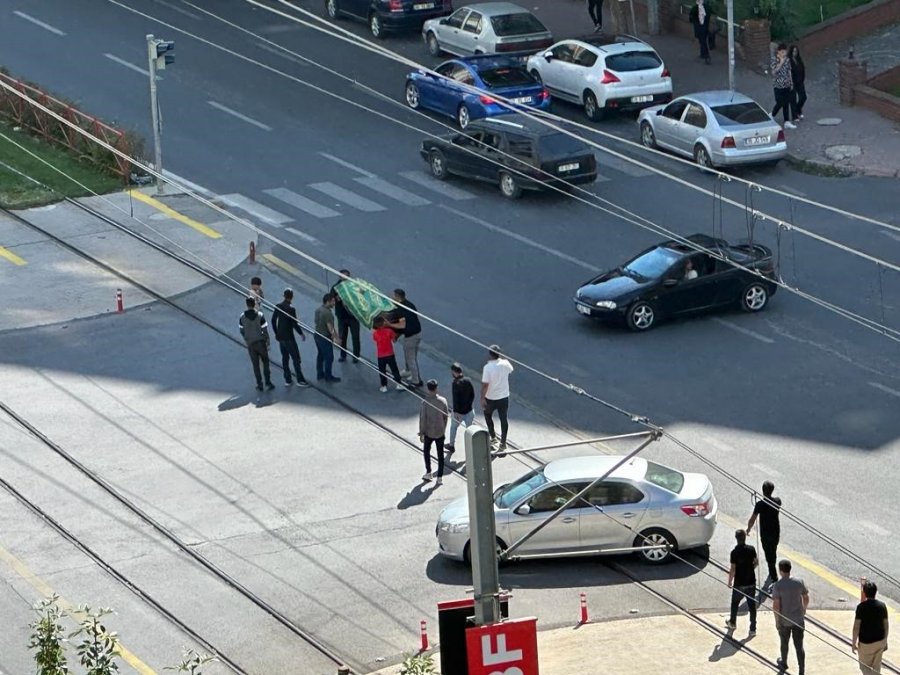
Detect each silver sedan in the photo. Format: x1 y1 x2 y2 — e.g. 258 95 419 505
436 455 717 565
422 2 553 57
637 90 788 169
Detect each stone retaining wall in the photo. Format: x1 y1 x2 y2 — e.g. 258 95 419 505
799 0 900 55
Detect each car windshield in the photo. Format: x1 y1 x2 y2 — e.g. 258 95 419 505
711 101 770 125
622 246 681 280
605 50 662 72
494 468 548 508
643 461 685 493
537 132 589 156
490 13 547 36
479 67 535 88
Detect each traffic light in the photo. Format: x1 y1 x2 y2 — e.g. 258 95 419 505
154 40 175 70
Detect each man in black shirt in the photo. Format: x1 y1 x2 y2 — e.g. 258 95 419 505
727 529 758 636
446 363 475 453
387 288 423 387
853 580 889 673
270 288 309 387
748 480 782 587
330 269 360 364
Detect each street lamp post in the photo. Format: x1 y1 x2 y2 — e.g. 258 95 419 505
145 34 175 195
726 0 736 92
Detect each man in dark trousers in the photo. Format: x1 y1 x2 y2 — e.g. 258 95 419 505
726 529 758 637
314 293 341 383
689 0 712 64
388 288 423 388
587 0 604 32
239 296 274 392
747 480 782 589
446 363 475 454
772 559 809 675
481 345 514 451
270 288 309 387
418 379 449 486
853 580 889 673
331 269 360 364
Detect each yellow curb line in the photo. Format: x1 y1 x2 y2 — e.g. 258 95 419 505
128 189 221 239
261 253 327 292
0 244 26 266
0 543 157 674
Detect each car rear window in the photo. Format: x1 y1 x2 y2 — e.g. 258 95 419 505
479 67 535 88
605 50 662 72
711 102 771 125
490 13 547 36
537 132 589 157
643 461 685 493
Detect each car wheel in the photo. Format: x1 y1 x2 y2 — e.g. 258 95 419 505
584 91 602 121
634 528 677 565
456 104 471 129
405 82 420 109
426 32 441 56
498 171 522 199
463 537 509 565
640 121 657 149
626 301 655 331
325 0 340 18
741 282 769 312
369 13 385 39
693 144 714 170
530 69 542 84
429 149 448 180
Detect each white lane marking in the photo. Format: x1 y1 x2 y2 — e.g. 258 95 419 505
513 339 540 352
439 204 596 271
751 463 782 477
161 170 215 198
319 152 375 177
255 41 310 66
104 53 150 77
470 317 495 330
264 187 339 219
13 11 66 35
879 230 900 243
869 381 900 399
399 171 476 200
778 185 807 198
207 101 272 131
712 318 774 344
701 435 737 453
308 182 385 212
563 363 591 378
150 0 202 19
594 151 653 177
286 227 321 245
804 490 835 507
354 176 430 206
219 194 292 225
859 520 890 537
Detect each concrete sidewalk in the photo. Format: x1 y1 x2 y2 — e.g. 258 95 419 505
527 2 900 177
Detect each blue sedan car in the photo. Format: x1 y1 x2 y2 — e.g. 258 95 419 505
404 55 550 129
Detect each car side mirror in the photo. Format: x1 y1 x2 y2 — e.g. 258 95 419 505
543 51 552 62
656 109 663 116
663 278 679 287
516 503 532 516
440 17 448 24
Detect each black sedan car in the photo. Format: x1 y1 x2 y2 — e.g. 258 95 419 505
574 234 778 331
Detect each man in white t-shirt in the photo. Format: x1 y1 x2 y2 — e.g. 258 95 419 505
481 344 514 451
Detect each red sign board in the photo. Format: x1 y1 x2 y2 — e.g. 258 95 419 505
465 617 539 675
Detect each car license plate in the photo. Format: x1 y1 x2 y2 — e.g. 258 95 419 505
745 136 770 146
558 162 580 172
631 95 653 103
576 304 591 315
512 96 532 104
413 2 433 8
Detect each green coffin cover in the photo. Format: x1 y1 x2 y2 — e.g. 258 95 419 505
335 278 395 328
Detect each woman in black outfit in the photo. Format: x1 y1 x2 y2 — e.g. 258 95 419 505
789 45 807 120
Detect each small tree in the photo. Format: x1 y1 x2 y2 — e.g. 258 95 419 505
165 648 217 675
69 606 120 675
398 652 436 675
28 595 69 675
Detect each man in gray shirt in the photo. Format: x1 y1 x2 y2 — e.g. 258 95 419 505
772 559 809 675
418 379 449 486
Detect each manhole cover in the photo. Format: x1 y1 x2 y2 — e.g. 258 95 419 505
824 144 862 160
817 117 843 126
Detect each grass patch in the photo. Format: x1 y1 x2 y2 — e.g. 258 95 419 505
0 120 124 209
725 0 875 36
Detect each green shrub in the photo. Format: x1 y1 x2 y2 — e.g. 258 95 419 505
28 595 69 675
398 652 437 675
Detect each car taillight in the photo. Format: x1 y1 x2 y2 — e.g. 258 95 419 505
600 69 620 84
389 0 402 10
777 129 785 142
661 66 670 78
681 500 711 517
721 136 736 149
539 88 549 101
479 94 496 105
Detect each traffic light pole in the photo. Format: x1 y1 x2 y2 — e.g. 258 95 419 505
727 0 736 92
465 425 501 626
146 34 164 195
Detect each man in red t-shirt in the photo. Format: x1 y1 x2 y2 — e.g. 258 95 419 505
372 316 404 392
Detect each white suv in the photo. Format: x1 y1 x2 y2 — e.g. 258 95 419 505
526 34 672 121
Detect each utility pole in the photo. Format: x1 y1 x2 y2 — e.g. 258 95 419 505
146 34 175 195
726 0 736 92
465 425 501 625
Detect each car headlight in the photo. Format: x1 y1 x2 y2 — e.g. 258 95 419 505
439 521 469 534
595 300 617 309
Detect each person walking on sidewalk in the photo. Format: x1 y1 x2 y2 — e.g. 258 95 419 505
239 296 274 392
388 288 423 388
689 0 712 65
446 363 475 454
314 293 341 383
587 0 604 33
771 43 797 129
481 345 514 451
372 315 404 392
249 276 264 311
747 480 782 589
419 379 449 485
270 288 309 388
853 580 889 673
331 269 361 364
772 559 809 675
789 45 807 120
726 529 758 637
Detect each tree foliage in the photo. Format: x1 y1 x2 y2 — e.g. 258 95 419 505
28 595 69 675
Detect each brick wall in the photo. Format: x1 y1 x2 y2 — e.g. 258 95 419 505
853 85 900 122
799 0 900 55
741 18 771 71
868 64 900 91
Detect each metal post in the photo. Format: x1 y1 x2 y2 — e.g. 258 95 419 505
628 0 638 35
726 0 736 92
465 425 500 626
146 34 164 195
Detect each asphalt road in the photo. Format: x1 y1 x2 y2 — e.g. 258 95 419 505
1 0 899 666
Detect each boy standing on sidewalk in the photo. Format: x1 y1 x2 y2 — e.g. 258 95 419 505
446 363 475 454
419 379 449 485
372 316 404 392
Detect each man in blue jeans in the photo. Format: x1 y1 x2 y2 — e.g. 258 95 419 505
314 293 341 383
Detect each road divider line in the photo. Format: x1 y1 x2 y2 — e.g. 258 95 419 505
319 152 376 177
712 318 774 344
859 520 890 537
0 542 157 673
869 381 900 399
128 190 222 239
207 101 272 131
700 435 737 453
255 41 310 66
879 229 900 243
150 0 203 19
262 253 327 292
439 204 596 271
13 11 66 35
0 245 27 266
104 53 150 77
